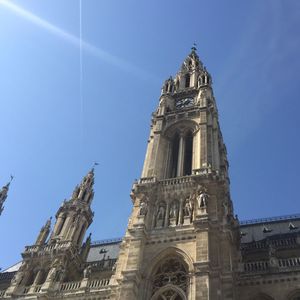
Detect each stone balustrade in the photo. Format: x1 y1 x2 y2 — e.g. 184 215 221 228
139 177 156 184
159 176 194 186
242 235 298 251
243 260 269 273
33 285 42 293
0 277 111 298
59 281 81 291
88 278 110 288
24 241 73 254
87 258 117 271
242 257 300 274
278 257 300 268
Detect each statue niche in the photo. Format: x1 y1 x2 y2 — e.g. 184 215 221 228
183 196 194 224
169 201 179 226
155 202 166 228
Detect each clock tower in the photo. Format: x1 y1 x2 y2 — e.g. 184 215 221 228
112 48 240 300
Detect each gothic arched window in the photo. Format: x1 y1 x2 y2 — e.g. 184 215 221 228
168 131 194 178
183 131 193 176
170 133 180 178
155 289 184 300
201 75 205 85
151 257 188 300
184 74 190 88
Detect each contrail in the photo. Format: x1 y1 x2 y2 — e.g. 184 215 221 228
0 0 155 79
79 0 83 144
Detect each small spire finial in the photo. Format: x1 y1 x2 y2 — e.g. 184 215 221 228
191 42 197 51
90 162 99 173
4 175 14 189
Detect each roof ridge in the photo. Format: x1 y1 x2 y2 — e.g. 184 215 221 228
240 213 300 226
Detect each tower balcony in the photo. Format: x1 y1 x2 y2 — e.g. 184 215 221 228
138 168 225 189
22 240 76 258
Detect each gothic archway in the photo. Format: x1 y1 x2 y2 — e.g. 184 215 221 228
164 121 198 178
150 256 189 300
249 293 274 300
151 284 187 300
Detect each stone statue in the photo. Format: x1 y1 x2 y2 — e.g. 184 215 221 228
139 200 148 216
174 78 179 91
157 206 165 220
56 267 65 282
223 201 229 216
184 197 193 216
48 267 57 281
197 187 209 208
169 202 178 218
83 265 92 279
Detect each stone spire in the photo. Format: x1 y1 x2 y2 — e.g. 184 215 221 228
50 168 95 244
161 47 211 96
35 217 52 245
0 176 13 216
71 168 94 205
179 45 204 73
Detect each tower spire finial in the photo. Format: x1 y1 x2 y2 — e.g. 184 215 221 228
191 42 197 51
92 162 99 172
0 175 14 216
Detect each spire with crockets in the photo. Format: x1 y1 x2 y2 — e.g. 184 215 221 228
49 167 95 244
0 175 13 216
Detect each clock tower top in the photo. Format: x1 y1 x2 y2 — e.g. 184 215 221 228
161 48 211 96
141 48 228 181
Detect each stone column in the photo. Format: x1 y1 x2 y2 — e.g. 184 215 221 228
164 203 170 227
152 206 157 228
164 140 172 178
52 215 64 236
177 135 185 176
59 216 71 238
178 199 184 225
28 270 43 293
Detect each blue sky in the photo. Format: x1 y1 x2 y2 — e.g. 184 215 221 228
0 0 300 270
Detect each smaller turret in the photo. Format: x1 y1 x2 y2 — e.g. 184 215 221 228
35 217 52 245
50 168 95 245
0 176 13 216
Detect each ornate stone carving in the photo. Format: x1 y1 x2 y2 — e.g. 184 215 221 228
155 203 165 227
183 196 193 217
157 206 165 220
196 186 209 209
83 265 92 279
152 257 188 296
139 198 148 216
169 201 178 219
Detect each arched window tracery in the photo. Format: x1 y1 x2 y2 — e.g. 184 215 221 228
151 257 188 300
155 289 184 300
168 130 194 178
184 74 190 88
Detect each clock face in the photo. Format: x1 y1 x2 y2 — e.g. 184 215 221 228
176 97 194 109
